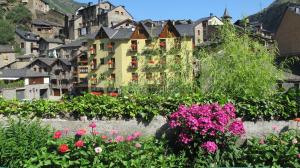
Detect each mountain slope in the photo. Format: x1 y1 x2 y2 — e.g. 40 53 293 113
248 0 300 32
44 0 85 14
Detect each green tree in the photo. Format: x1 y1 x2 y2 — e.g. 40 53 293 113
0 19 15 44
6 4 31 26
197 23 283 98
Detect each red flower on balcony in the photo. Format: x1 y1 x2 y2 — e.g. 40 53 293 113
132 76 138 81
294 118 300 122
89 47 94 51
131 44 137 50
148 60 155 64
131 60 137 65
110 92 118 97
107 44 113 49
160 42 166 47
108 60 113 65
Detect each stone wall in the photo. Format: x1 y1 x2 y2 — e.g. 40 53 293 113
1 116 299 138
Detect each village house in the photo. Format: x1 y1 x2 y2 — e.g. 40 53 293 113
15 29 40 56
193 14 223 46
26 58 73 98
77 0 133 35
275 5 300 57
31 19 64 39
79 20 194 95
38 37 64 56
0 45 16 69
0 68 50 100
68 15 83 40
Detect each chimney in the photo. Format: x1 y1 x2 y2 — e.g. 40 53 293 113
88 2 93 6
210 13 213 17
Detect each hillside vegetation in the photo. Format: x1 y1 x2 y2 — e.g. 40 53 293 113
248 0 300 32
44 0 85 14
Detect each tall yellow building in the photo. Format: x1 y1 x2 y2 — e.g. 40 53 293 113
84 21 194 94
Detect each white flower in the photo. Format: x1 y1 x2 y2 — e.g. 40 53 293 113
292 138 298 144
94 147 102 154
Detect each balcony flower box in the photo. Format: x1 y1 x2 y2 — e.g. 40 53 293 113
131 44 137 51
107 60 113 65
109 92 118 97
148 60 155 64
132 77 138 81
160 42 166 48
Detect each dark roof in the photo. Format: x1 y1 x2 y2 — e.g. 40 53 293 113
111 19 136 29
223 8 232 19
111 28 133 39
102 27 118 38
58 39 87 49
175 24 194 37
34 58 57 66
0 68 49 78
32 19 63 27
142 23 164 38
16 54 35 59
0 45 14 53
16 29 39 42
59 58 72 66
40 38 64 44
194 17 212 25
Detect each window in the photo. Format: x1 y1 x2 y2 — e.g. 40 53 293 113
132 73 138 81
33 68 37 71
100 43 104 50
39 68 42 72
146 73 153 80
198 30 201 36
21 42 25 48
100 58 105 65
115 11 119 15
145 39 152 46
37 28 42 31
121 12 124 15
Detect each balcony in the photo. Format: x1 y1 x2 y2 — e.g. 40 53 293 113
129 60 138 69
108 60 115 69
129 44 138 52
89 46 96 55
107 44 115 54
51 83 70 89
159 41 166 50
0 80 24 89
131 76 138 83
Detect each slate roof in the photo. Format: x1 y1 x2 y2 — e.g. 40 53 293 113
102 27 118 38
0 68 49 78
16 29 39 42
111 28 133 39
194 17 212 25
40 38 64 44
32 19 63 27
0 45 14 53
34 58 57 66
175 24 194 37
142 23 164 38
59 58 72 66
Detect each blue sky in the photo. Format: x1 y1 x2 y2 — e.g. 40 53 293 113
76 0 274 21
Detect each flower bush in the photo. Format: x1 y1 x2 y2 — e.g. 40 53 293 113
169 103 245 154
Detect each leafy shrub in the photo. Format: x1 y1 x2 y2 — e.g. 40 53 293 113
168 103 245 156
0 19 15 44
24 123 187 168
241 129 300 167
0 119 52 167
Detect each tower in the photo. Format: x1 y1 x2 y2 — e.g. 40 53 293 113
222 8 232 22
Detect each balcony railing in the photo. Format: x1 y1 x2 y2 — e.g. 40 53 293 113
0 80 24 89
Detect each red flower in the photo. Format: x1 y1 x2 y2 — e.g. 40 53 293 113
58 144 69 153
76 129 87 136
92 131 100 135
148 60 155 64
89 122 97 128
53 131 62 139
108 60 113 65
160 42 166 47
101 135 108 140
107 44 113 49
131 44 137 49
89 47 94 51
131 60 137 65
75 140 84 148
110 92 118 97
294 118 300 122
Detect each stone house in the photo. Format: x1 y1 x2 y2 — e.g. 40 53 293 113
15 29 40 56
38 37 64 56
0 68 50 100
275 5 300 57
26 58 73 98
78 1 133 35
68 15 83 40
193 15 223 46
0 45 16 69
31 19 64 39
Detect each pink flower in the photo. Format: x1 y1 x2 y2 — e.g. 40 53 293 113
179 133 192 144
94 147 102 154
110 130 118 135
58 144 69 153
76 129 87 136
126 135 134 142
63 128 70 134
92 131 100 135
259 138 265 144
101 135 108 140
228 120 245 136
115 135 125 143
75 140 84 148
135 143 142 148
201 141 218 153
297 154 300 159
89 122 97 128
132 131 142 139
53 131 62 139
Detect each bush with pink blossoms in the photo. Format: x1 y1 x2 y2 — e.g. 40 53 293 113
169 103 245 154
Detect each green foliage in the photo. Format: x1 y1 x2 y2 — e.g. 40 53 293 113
0 119 52 167
24 133 187 168
0 88 299 121
241 129 300 167
6 4 32 25
198 23 283 99
0 19 15 44
0 80 24 89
